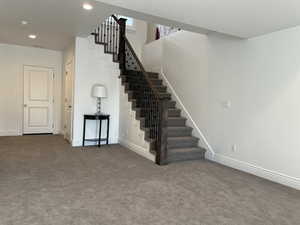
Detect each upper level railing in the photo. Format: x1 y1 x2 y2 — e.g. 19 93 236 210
92 15 169 165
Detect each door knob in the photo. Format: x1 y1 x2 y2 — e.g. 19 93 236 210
24 104 27 107
68 105 72 109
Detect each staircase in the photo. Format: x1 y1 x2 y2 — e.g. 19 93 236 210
92 15 206 164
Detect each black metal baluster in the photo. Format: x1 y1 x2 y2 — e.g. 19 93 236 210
112 20 115 55
106 18 109 50
110 17 113 52
101 23 103 43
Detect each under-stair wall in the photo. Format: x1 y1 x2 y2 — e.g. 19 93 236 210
119 81 154 161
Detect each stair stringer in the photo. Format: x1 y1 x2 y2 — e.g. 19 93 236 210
118 79 155 162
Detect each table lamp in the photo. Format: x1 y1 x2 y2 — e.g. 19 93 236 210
92 85 107 115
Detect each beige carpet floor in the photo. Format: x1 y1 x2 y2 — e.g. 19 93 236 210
0 135 299 225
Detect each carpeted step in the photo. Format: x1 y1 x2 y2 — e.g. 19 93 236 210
129 92 171 101
130 78 163 86
168 109 181 117
122 70 159 79
168 101 176 108
131 99 176 109
168 117 187 126
123 82 168 94
120 75 163 85
134 108 180 124
167 136 199 149
168 147 206 162
152 85 167 92
140 116 187 129
168 126 193 137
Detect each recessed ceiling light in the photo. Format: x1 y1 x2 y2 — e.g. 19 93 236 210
21 20 28 25
28 34 37 39
83 3 93 10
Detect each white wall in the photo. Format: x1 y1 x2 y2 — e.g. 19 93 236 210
72 37 120 146
127 19 148 59
142 28 300 189
72 19 148 147
0 43 63 136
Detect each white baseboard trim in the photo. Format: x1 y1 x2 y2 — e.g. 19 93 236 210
159 69 215 156
0 130 21 136
207 153 300 190
119 138 155 162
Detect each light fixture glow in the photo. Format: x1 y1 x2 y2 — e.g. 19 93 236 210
21 20 28 25
83 3 93 10
28 34 37 39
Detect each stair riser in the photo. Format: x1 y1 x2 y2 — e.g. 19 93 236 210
144 127 192 138
168 129 192 137
127 79 162 86
168 152 205 162
125 85 167 94
123 81 168 94
134 108 181 121
132 101 176 109
135 109 180 117
124 71 159 79
168 101 176 108
168 140 198 149
168 110 181 117
153 86 167 92
122 76 163 86
168 119 186 127
123 82 168 97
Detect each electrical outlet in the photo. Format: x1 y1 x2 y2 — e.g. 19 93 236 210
232 144 237 152
222 100 231 109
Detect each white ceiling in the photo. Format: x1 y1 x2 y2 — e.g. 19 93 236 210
2 0 300 51
0 0 114 50
96 0 300 38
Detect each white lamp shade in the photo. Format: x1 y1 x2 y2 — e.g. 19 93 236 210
92 85 107 98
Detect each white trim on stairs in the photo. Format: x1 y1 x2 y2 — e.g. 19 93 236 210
119 138 155 162
159 69 215 157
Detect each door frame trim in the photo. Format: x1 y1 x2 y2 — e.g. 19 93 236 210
63 58 75 142
22 65 55 135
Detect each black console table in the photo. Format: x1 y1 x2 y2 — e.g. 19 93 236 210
82 114 110 147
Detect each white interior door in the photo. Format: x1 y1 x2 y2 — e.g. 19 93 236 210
64 60 73 142
23 66 54 134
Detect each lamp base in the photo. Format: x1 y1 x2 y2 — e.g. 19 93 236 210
95 98 102 115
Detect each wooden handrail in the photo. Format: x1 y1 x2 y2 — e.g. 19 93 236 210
111 15 120 24
111 14 168 100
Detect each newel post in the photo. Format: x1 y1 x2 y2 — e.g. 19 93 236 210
118 18 127 73
156 98 169 165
